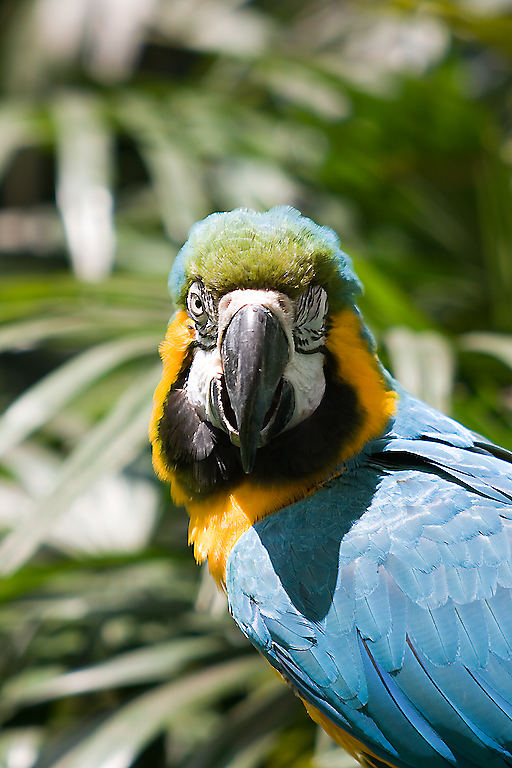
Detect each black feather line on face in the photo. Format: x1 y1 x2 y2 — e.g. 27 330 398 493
157 351 362 497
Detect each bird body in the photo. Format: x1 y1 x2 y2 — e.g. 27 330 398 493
150 207 512 767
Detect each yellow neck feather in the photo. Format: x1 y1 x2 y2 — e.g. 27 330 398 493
150 308 397 586
149 310 195 482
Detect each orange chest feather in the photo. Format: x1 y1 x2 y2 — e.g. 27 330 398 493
150 308 397 586
180 471 343 585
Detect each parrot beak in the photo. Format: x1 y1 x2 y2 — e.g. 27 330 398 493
219 304 290 473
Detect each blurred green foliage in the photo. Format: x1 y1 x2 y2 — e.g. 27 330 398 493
0 1 511 767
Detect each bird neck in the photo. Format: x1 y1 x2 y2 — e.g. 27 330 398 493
150 307 397 586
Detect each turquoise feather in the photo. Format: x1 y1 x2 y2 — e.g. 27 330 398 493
227 375 512 767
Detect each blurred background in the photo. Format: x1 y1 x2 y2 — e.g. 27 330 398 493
0 1 512 766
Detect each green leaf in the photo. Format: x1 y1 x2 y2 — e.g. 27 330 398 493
0 335 157 458
3 637 223 704
47 658 264 768
460 332 512 370
0 366 160 574
354 259 429 331
0 103 40 178
0 317 92 352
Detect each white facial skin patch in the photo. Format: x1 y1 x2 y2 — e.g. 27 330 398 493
185 287 327 442
283 352 326 430
186 346 222 424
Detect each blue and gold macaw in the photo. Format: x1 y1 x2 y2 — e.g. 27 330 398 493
150 206 512 768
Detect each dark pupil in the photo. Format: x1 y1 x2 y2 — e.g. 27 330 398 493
193 296 202 313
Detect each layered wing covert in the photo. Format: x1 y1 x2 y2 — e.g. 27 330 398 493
227 422 512 768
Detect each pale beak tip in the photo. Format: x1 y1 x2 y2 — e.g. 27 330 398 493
240 444 257 474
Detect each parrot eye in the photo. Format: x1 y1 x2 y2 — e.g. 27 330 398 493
190 294 204 316
186 282 217 348
187 282 208 324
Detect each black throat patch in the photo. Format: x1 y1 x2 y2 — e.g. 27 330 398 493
157 351 362 497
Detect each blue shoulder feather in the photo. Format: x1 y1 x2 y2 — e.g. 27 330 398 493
227 391 512 767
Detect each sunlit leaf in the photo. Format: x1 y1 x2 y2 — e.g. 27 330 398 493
0 366 159 574
460 332 512 370
53 93 116 282
0 727 43 768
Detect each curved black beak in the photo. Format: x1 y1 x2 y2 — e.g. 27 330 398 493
220 304 289 473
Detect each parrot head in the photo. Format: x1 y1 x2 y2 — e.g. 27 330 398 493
150 206 395 503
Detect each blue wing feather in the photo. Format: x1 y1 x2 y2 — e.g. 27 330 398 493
395 644 510 766
226 390 512 767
